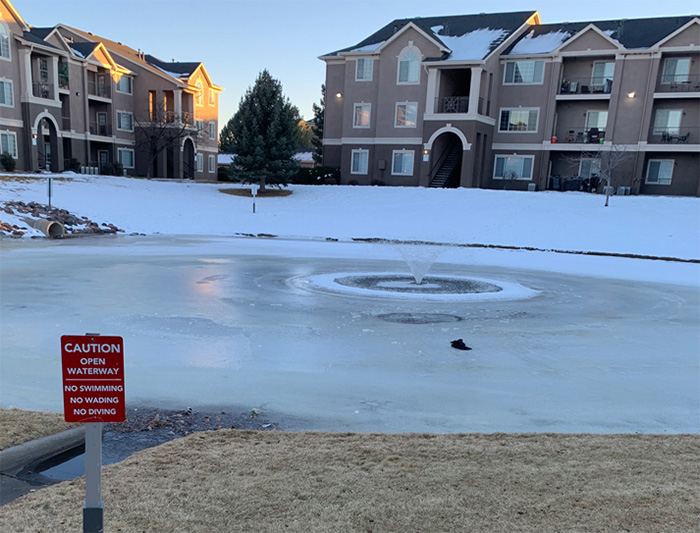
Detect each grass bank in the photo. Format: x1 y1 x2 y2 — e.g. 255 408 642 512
0 408 76 450
1 429 697 532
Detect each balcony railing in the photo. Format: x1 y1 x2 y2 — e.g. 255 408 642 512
159 111 195 125
88 80 111 98
647 126 697 144
89 122 113 136
32 82 53 99
62 116 71 130
657 74 700 93
435 96 469 114
59 73 69 90
554 126 607 144
560 77 613 95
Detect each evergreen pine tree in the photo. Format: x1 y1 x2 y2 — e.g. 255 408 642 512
311 84 325 165
218 119 235 154
228 70 300 189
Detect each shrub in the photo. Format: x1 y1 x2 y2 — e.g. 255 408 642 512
347 179 359 186
217 166 230 182
100 162 124 176
0 152 16 172
64 158 81 172
371 179 385 186
290 166 340 185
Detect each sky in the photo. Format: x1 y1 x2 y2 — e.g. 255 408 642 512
11 1 700 125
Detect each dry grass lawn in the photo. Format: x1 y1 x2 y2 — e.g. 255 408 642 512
0 408 77 450
0 429 697 532
219 187 293 198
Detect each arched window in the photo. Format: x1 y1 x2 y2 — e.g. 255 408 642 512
397 48 420 84
195 81 203 106
0 23 10 60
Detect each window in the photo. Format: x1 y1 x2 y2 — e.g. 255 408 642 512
494 155 533 180
356 58 373 81
209 122 216 140
196 81 203 106
196 153 203 172
0 79 13 106
504 60 544 84
39 58 48 82
117 148 134 168
499 108 538 132
351 149 368 174
0 131 18 157
398 48 420 84
353 103 371 128
646 160 674 185
585 111 608 132
209 89 215 105
208 155 215 173
196 120 204 137
0 23 10 60
117 111 133 131
661 58 690 84
115 75 133 94
653 109 682 135
395 102 417 128
579 158 601 178
591 61 615 87
392 150 414 176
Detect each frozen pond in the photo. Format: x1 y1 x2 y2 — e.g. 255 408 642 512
1 236 698 434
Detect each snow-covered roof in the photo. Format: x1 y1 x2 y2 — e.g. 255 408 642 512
509 29 572 54
431 25 509 61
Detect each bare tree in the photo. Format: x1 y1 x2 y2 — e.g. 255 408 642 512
134 103 196 178
562 144 632 206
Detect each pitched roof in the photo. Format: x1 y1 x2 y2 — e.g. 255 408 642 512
326 11 537 61
21 30 60 50
506 15 699 54
144 54 201 79
68 41 99 59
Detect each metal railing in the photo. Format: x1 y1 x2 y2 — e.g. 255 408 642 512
559 77 613 95
657 74 700 93
647 126 697 144
62 116 71 130
553 126 607 144
59 74 69 90
87 80 111 98
32 82 53 99
89 122 113 136
434 96 469 114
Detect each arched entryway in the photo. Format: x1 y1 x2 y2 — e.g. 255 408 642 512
33 113 62 173
182 137 195 179
427 131 464 188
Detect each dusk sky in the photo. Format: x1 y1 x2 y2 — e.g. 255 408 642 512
12 0 699 126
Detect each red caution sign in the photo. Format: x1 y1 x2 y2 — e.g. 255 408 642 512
61 335 125 423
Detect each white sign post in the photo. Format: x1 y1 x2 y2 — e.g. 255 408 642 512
83 422 104 533
251 184 258 213
47 177 52 208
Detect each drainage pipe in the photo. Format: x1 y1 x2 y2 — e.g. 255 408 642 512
0 427 85 476
22 217 65 238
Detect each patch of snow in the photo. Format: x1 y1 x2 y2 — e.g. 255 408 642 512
293 152 314 163
510 30 572 54
351 41 384 52
432 27 509 61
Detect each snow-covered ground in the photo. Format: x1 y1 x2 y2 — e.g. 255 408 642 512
2 173 699 261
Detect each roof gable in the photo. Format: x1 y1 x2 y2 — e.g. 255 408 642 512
655 17 700 48
558 24 622 53
1 0 29 32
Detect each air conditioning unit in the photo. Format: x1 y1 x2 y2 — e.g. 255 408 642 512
527 183 537 192
617 186 631 196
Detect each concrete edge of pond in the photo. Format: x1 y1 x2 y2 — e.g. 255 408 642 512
0 427 85 477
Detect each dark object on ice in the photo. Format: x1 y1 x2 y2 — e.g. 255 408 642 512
451 339 471 350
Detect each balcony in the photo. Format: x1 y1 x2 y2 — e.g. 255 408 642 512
656 75 700 94
88 80 111 99
434 96 469 114
59 74 69 90
160 111 195 125
554 126 607 145
62 116 71 130
32 82 54 99
559 77 613 96
89 122 113 136
647 126 697 145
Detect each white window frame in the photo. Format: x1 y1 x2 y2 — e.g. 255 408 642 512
391 150 414 176
498 108 539 133
195 81 203 106
0 78 13 107
653 109 682 135
0 22 10 61
355 58 373 81
645 159 674 185
0 130 18 158
208 121 216 140
395 102 418 128
117 148 135 169
661 58 691 84
209 89 215 105
585 110 608 133
196 120 204 137
503 60 544 85
208 154 215 173
493 155 534 180
591 61 615 87
350 149 369 175
579 158 601 178
353 103 371 129
115 75 133 95
397 47 420 84
116 110 134 132
196 153 203 172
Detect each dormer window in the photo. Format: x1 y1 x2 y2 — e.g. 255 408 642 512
397 48 420 84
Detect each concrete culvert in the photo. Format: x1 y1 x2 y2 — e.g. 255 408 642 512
22 218 66 238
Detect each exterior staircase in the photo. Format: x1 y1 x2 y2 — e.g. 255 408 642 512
429 144 461 187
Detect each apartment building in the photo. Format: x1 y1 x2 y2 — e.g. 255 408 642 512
0 0 222 179
320 11 699 196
